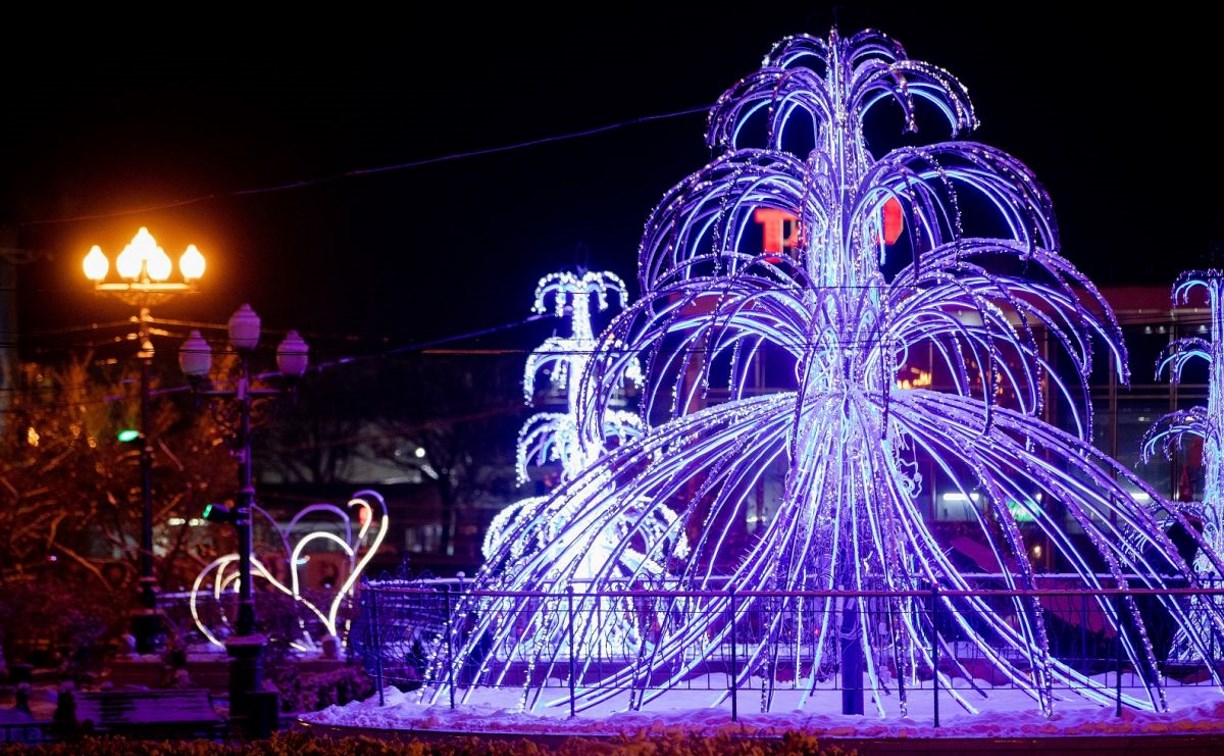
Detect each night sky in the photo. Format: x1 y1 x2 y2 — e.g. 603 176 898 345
3 4 1220 363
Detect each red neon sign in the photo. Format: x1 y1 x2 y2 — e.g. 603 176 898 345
752 208 801 263
753 199 903 263
882 196 903 245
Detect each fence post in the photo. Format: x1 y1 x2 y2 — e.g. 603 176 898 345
567 585 576 718
1213 577 1220 666
894 598 904 707
1212 588 1218 667
930 584 940 729
1114 588 1123 717
1080 592 1088 670
444 585 455 710
729 585 738 723
368 583 385 706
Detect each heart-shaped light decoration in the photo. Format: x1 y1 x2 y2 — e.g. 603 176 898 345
190 489 388 652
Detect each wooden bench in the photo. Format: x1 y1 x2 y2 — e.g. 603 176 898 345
75 688 226 740
0 720 51 744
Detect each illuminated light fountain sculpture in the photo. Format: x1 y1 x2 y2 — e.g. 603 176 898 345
424 28 1224 717
483 270 646 562
1142 269 1224 654
482 271 682 652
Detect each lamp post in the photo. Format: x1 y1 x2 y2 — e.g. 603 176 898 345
82 227 205 655
178 303 308 737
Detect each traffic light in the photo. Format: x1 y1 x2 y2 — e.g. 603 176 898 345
202 502 239 526
116 428 143 443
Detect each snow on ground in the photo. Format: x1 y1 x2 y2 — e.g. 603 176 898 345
300 674 1224 740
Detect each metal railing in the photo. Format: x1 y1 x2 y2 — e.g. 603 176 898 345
350 576 1224 726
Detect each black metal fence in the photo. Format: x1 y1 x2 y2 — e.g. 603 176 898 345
350 576 1224 725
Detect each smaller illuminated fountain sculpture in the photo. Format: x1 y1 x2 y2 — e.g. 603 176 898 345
483 270 682 584
517 270 643 486
1141 270 1224 650
191 489 388 653
423 27 1224 719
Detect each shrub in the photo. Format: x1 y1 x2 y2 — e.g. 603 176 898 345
0 579 125 678
267 663 376 714
0 729 860 754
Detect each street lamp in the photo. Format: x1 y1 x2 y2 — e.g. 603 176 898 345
178 303 308 737
82 226 205 655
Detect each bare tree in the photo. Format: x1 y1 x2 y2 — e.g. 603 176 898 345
0 352 235 655
261 350 526 557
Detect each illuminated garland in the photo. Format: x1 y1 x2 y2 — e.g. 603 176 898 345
426 27 1224 718
189 490 388 653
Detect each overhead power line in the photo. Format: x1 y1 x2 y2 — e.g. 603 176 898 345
17 105 712 229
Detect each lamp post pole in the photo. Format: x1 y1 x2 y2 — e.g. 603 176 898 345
234 344 257 638
136 311 156 631
227 341 262 732
83 227 204 655
180 303 308 738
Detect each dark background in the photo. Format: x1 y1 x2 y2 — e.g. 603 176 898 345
3 3 1219 362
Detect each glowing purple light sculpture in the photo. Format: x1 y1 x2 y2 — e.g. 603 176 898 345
1142 270 1224 655
425 28 1224 717
516 270 643 485
482 270 651 564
